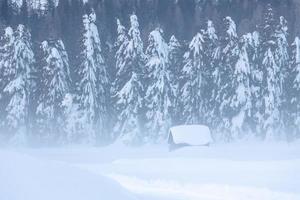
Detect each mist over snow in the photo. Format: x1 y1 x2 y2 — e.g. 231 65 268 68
1 142 300 200
0 1 300 200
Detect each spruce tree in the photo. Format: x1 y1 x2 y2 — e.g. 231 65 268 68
35 39 70 143
289 37 300 138
76 10 109 143
5 25 34 144
114 14 145 144
180 31 205 125
0 25 34 144
144 28 174 142
90 10 109 141
275 16 289 94
262 48 281 140
77 13 100 143
274 16 290 134
113 19 129 95
168 35 182 124
168 35 182 84
203 20 220 128
248 31 264 136
0 27 15 100
229 36 252 139
215 16 239 140
259 4 282 139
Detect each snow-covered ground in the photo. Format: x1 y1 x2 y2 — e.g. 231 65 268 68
1 141 300 200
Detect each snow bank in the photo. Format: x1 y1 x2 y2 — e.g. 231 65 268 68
109 174 300 200
0 150 136 200
72 142 300 200
80 156 300 200
3 142 300 200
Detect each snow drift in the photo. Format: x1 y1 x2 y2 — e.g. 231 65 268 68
0 150 136 200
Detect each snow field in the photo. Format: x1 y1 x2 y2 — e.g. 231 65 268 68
1 141 299 200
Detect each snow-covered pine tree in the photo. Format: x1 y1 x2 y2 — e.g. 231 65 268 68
258 4 282 140
275 16 289 94
0 27 15 101
113 19 129 98
229 36 252 139
89 10 109 141
77 13 99 144
113 14 145 144
2 25 35 145
35 39 70 143
128 14 144 58
274 16 290 135
168 35 182 124
260 4 277 45
0 27 15 130
203 20 220 128
180 30 205 125
215 16 239 140
168 35 182 84
77 11 109 144
247 30 264 136
289 37 300 139
262 48 281 140
144 28 175 142
249 4 275 137
54 40 71 84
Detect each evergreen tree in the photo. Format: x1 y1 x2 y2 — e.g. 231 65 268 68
260 4 277 46
0 27 15 101
259 4 282 139
0 27 14 141
35 39 70 143
113 18 130 102
168 35 182 84
203 20 220 128
168 35 182 124
77 11 109 144
275 16 289 94
90 10 109 141
128 14 144 58
5 25 34 144
113 19 129 94
0 25 34 144
248 31 264 136
229 36 252 139
215 16 239 140
275 16 290 134
289 37 300 138
250 4 275 137
262 48 281 140
145 28 174 142
114 14 145 144
180 31 205 125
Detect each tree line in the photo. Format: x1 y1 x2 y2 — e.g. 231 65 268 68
0 4 299 146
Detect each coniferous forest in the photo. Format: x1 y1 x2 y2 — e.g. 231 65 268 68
0 0 299 146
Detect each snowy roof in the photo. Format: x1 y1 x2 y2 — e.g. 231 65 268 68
169 125 212 146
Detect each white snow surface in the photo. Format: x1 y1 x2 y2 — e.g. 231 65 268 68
0 150 136 200
1 141 300 200
169 125 212 145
